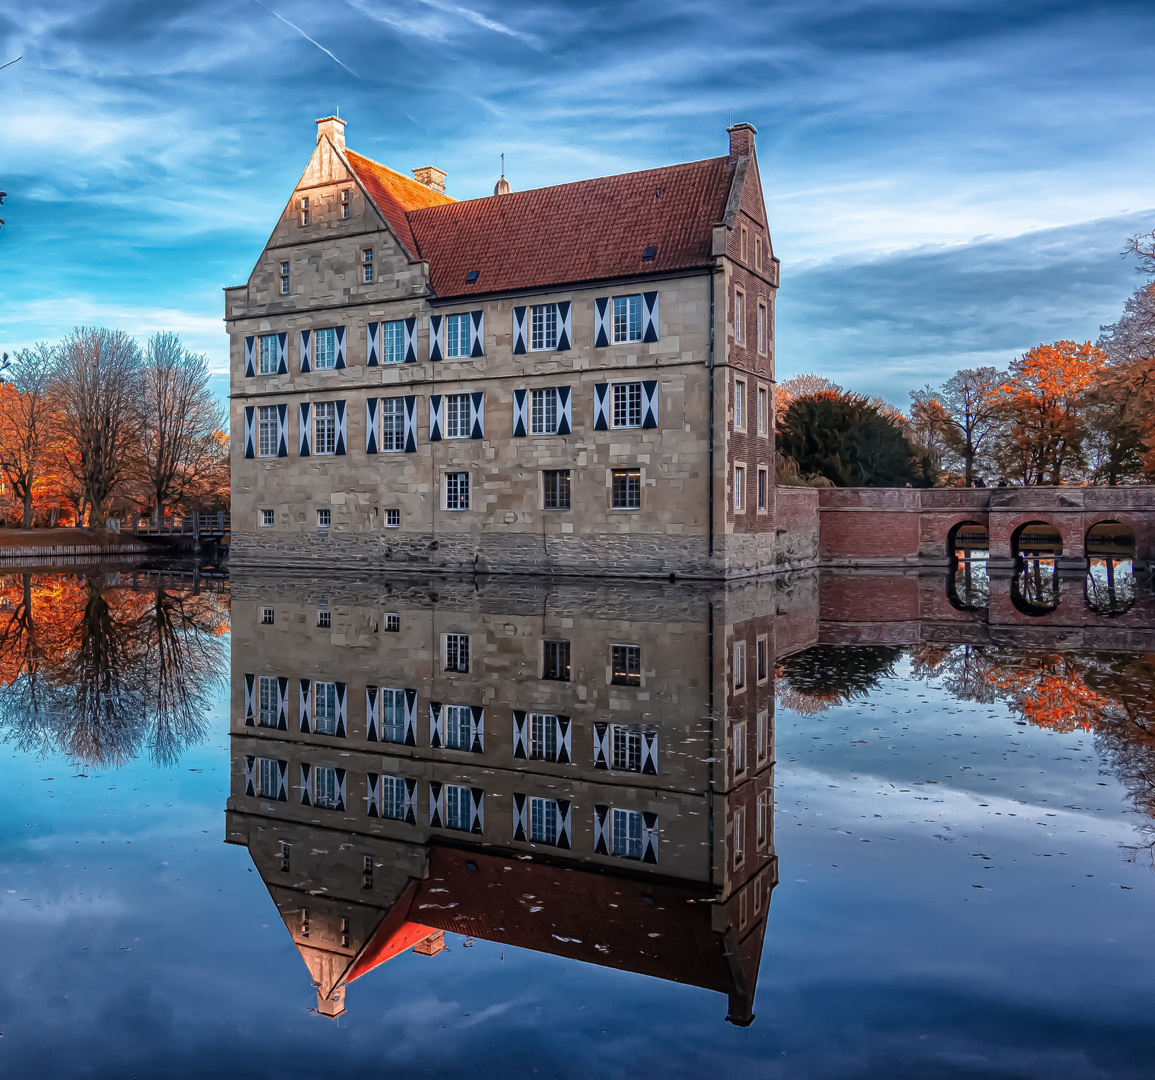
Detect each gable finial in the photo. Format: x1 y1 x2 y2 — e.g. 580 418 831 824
500 152 505 179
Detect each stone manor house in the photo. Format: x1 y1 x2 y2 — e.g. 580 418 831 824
227 117 778 577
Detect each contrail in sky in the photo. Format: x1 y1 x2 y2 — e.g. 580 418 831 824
253 2 360 78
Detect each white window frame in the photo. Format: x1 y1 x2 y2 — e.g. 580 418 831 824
314 766 340 810
300 196 310 226
757 708 769 761
314 401 337 455
314 681 339 735
381 775 407 820
611 808 644 859
611 724 643 772
611 382 643 429
362 248 374 282
444 704 476 751
610 643 641 685
734 640 746 690
444 471 470 511
280 262 290 296
529 713 560 762
543 469 571 511
733 721 746 776
257 757 280 799
259 334 278 376
317 609 331 628
260 606 274 625
444 633 470 672
384 612 401 633
384 508 401 528
757 385 768 435
735 289 745 345
734 465 745 513
445 313 471 359
257 405 278 457
260 508 275 527
444 393 471 439
758 301 767 354
734 378 746 430
530 304 559 351
612 295 642 343
382 321 404 364
380 688 407 743
529 796 560 845
314 327 337 370
257 675 278 728
317 508 331 528
380 396 405 451
530 387 560 435
445 784 473 831
758 467 768 512
611 469 641 511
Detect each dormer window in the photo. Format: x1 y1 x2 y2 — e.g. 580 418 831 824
300 196 310 226
642 245 657 261
341 189 350 219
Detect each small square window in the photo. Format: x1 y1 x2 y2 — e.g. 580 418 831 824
543 470 571 511
543 639 571 681
260 509 275 527
317 610 331 628
318 508 331 528
260 606 274 625
362 248 373 283
384 613 400 633
385 508 401 528
611 643 641 686
611 469 641 510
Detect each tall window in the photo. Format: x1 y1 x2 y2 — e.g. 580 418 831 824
313 682 338 735
613 295 642 343
612 725 642 771
757 790 770 845
362 248 373 281
733 807 745 865
611 469 641 510
444 393 471 438
734 641 746 689
381 687 407 743
259 334 278 375
258 676 278 727
445 705 474 750
314 401 337 455
734 380 745 429
612 808 643 858
755 234 763 271
735 290 744 344
530 388 559 434
445 472 470 510
341 190 351 219
758 302 767 353
734 466 745 512
530 714 559 761
611 382 643 428
380 397 405 451
300 196 310 225
543 470 571 511
280 262 290 296
733 721 746 775
445 313 471 358
258 757 280 798
758 468 767 511
740 225 749 262
382 320 404 363
611 644 641 686
444 633 470 672
757 636 768 682
530 797 560 844
258 406 277 457
757 708 769 761
758 387 768 434
314 766 340 810
445 785 472 830
531 304 559 351
381 775 407 820
542 639 571 680
314 327 337 369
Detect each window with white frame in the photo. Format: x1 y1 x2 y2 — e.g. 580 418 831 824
733 721 746 775
444 633 470 672
381 775 407 820
260 606 274 625
314 401 337 455
613 295 642 343
757 636 768 682
317 610 331 628
755 234 763 271
314 327 337 369
611 643 641 685
733 806 745 865
260 508 275 527
362 248 373 282
531 304 559 351
341 190 351 219
445 313 471 358
445 472 470 510
382 320 404 364
381 687 407 742
757 708 769 761
314 766 340 810
735 290 745 345
611 725 643 771
612 808 644 858
258 676 278 727
734 466 745 512
530 797 561 844
318 508 331 528
734 640 746 689
314 681 339 735
380 397 405 451
258 405 277 456
758 302 767 353
758 386 768 435
300 196 310 225
529 713 560 761
445 705 476 751
611 469 641 510
734 379 746 429
280 262 290 296
445 784 473 830
758 468 767 511
385 508 401 528
530 388 559 434
259 334 278 375
757 790 770 845
611 382 643 428
257 757 281 799
384 613 400 632
444 393 471 438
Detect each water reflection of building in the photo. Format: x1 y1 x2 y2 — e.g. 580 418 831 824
225 574 803 1024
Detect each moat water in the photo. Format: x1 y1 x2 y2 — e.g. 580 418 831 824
0 565 1153 1078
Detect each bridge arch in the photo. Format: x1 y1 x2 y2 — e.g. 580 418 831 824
946 520 989 610
1084 519 1136 616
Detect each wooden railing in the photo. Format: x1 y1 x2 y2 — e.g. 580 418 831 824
129 512 231 539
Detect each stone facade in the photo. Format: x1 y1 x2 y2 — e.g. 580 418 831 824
226 119 782 579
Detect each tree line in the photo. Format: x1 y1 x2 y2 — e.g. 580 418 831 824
777 230 1155 487
0 327 228 529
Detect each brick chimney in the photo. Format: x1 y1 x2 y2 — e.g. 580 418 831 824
316 115 346 153
728 122 757 160
412 166 447 193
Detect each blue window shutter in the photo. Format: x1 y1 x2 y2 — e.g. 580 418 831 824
470 392 484 439
404 688 418 746
593 384 609 431
244 755 256 796
557 301 572 351
593 804 610 854
299 402 311 456
335 399 347 455
429 315 443 361
276 404 288 457
594 298 610 347
276 333 288 375
366 398 379 454
557 715 571 764
244 673 255 724
557 386 571 435
299 679 311 733
429 702 443 748
556 799 571 849
300 763 312 807
512 388 527 437
642 291 659 343
429 781 443 827
244 336 255 377
299 329 312 373
335 683 347 738
404 316 418 363
277 677 289 729
335 325 347 369
429 395 443 441
642 380 659 429
593 721 609 768
243 406 255 458
470 789 484 834
404 395 417 452
512 307 527 354
471 706 484 753
513 792 527 841
365 686 379 743
470 310 484 357
642 812 659 863
512 710 527 757
367 322 380 367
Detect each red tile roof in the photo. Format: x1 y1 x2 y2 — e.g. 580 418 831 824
347 149 736 299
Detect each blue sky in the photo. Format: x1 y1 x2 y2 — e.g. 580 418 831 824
1 0 1153 407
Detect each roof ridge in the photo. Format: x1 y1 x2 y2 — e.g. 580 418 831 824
345 147 458 205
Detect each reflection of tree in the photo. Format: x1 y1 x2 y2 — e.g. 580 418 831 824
0 572 227 768
776 645 904 714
